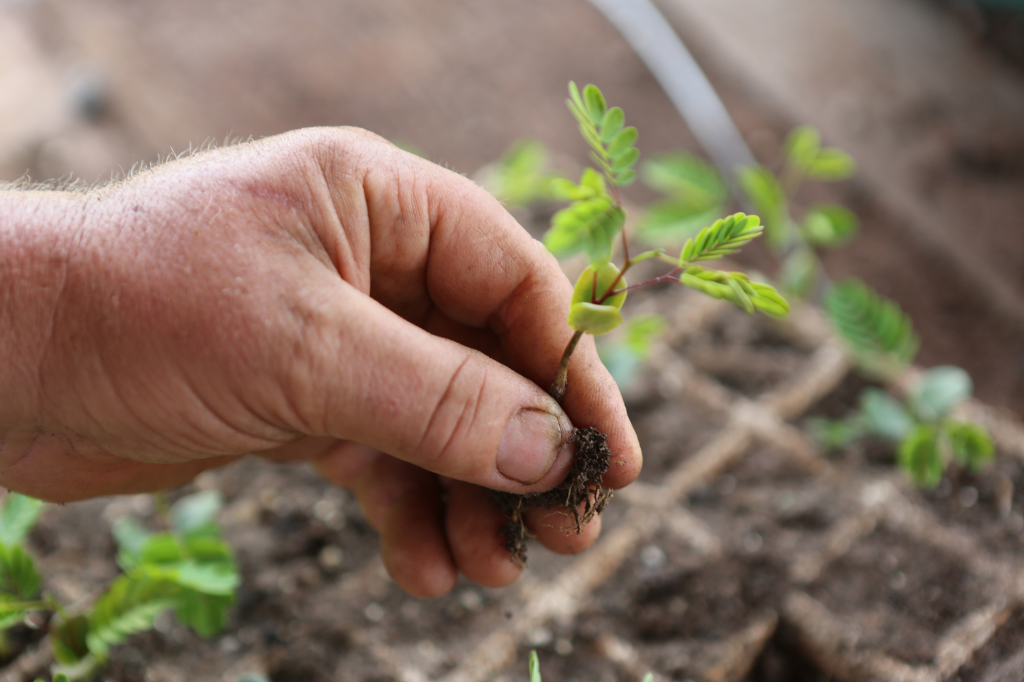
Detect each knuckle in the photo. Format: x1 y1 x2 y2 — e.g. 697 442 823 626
416 354 490 474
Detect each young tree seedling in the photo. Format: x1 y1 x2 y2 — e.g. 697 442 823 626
493 83 789 565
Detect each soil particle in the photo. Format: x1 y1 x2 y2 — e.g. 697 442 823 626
494 427 612 566
808 526 989 665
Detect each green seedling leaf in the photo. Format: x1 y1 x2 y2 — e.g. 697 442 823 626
0 543 41 600
600 106 625 142
825 279 919 377
580 167 606 195
785 125 821 170
945 421 994 473
642 153 726 206
583 84 607 124
147 561 239 596
898 424 944 488
545 198 624 263
138 533 186 566
913 366 972 422
170 490 223 537
806 148 856 181
0 493 44 547
624 314 666 357
859 388 914 441
571 262 627 308
174 591 234 637
479 140 559 206
807 416 865 451
568 302 623 335
86 574 181 659
112 517 152 569
679 213 764 263
737 165 788 249
801 204 858 247
529 650 542 682
50 614 91 665
611 147 640 172
638 201 721 243
606 126 638 157
779 248 820 299
616 169 637 186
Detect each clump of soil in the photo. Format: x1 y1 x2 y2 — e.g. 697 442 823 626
492 427 612 566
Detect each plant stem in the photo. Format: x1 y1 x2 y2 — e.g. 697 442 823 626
549 330 584 402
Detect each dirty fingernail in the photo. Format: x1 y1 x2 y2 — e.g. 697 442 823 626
497 409 564 484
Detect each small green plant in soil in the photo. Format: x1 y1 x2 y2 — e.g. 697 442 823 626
491 83 789 565
613 123 996 488
811 282 994 487
0 490 238 680
527 649 652 682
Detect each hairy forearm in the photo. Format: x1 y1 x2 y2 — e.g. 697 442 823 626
0 189 89 429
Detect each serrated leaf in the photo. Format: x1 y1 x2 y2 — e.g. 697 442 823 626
170 490 223 537
913 366 972 421
859 389 914 441
898 424 944 488
606 127 638 157
806 148 856 180
582 84 606 124
0 493 44 547
945 421 994 473
600 107 625 142
0 543 41 599
785 125 821 170
801 204 858 247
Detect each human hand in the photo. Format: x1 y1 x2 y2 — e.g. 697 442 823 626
0 128 641 596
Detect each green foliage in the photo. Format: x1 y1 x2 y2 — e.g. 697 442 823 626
737 165 789 249
527 650 652 682
899 424 944 488
0 493 44 547
912 366 972 422
33 675 70 682
801 204 858 247
678 213 763 263
947 421 995 473
785 125 856 181
478 140 560 206
639 153 727 242
825 279 919 377
598 313 667 388
860 389 914 441
86 574 180 659
567 82 640 187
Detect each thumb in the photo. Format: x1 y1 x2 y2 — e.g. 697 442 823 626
292 280 576 493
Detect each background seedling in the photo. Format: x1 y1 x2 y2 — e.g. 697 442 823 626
0 490 239 680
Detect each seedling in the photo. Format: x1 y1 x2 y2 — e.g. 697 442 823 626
0 490 238 680
492 83 787 564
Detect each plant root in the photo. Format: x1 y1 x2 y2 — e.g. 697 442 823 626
492 426 612 567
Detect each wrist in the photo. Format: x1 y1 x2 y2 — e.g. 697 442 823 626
0 188 91 429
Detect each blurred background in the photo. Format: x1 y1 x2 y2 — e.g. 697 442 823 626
2 0 1023 412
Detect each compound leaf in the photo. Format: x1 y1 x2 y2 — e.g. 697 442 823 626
913 366 972 422
679 213 764 263
785 125 821 170
86 574 180 659
606 126 638 157
825 279 919 376
600 107 625 142
779 248 820 299
801 204 858 247
50 614 91 665
737 165 788 248
898 424 944 488
545 198 624 263
0 493 44 547
945 421 994 473
806 148 856 181
174 592 234 638
642 153 726 206
582 84 606 124
0 543 41 600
